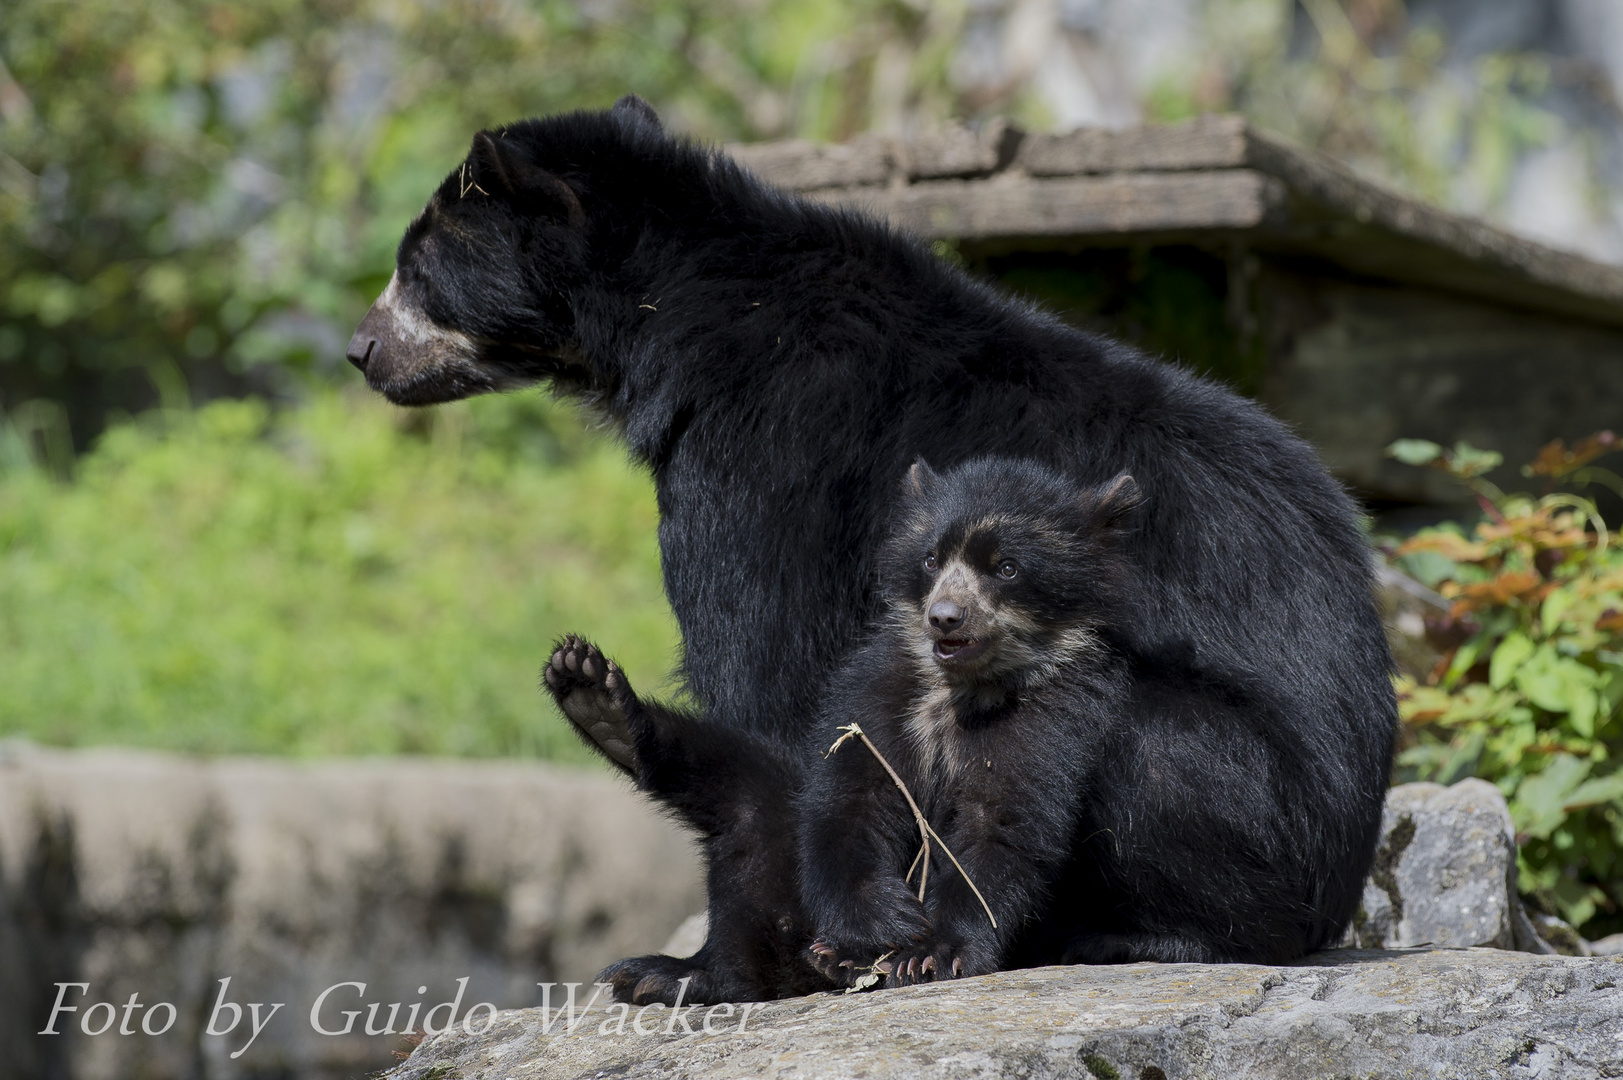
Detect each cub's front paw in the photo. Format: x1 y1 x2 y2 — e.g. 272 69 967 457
807 936 939 991
881 939 978 987
544 634 638 773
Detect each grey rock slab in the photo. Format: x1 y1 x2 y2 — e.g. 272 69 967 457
388 949 1623 1080
1346 778 1554 953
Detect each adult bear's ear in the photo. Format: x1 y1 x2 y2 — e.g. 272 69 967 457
467 132 586 231
1092 472 1142 532
905 458 942 499
611 94 663 131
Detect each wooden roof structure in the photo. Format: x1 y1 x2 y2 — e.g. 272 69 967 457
730 115 1623 330
728 117 1623 510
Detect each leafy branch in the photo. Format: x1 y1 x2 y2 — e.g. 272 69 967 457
1384 432 1623 932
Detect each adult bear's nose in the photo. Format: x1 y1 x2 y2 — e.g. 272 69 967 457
929 600 965 633
347 302 393 375
346 332 377 373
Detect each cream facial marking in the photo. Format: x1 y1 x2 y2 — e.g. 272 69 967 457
920 555 993 664
909 544 1104 697
376 271 479 359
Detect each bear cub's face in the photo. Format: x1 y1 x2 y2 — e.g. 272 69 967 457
884 459 1141 692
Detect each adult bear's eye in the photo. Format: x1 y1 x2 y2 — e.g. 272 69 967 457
998 560 1017 580
924 554 938 572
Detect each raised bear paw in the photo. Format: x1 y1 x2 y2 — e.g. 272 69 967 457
544 634 639 774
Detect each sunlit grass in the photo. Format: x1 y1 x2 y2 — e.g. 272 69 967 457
0 388 679 761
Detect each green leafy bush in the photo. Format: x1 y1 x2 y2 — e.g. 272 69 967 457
1387 434 1623 936
0 390 679 761
0 0 978 444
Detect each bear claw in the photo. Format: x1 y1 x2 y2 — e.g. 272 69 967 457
810 936 972 990
599 954 721 1005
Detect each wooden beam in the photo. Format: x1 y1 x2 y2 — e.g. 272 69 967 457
809 170 1287 240
1017 114 1249 175
1241 131 1623 316
726 136 894 191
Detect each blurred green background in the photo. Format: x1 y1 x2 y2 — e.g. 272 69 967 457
4 0 1623 761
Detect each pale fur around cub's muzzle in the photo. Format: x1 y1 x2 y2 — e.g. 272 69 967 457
907 557 1104 689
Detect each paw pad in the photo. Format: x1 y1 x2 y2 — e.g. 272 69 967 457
545 634 638 773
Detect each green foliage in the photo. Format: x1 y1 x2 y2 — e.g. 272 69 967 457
1385 438 1503 478
0 390 680 760
1386 434 1623 935
0 0 977 442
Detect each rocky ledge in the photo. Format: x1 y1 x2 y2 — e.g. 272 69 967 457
391 948 1622 1080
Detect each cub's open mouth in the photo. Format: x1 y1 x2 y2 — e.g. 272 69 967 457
933 638 987 664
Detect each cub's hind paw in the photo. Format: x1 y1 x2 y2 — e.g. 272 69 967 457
598 954 726 1006
545 635 638 773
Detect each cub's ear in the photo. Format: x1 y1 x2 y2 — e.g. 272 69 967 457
1092 472 1142 532
612 94 663 131
467 132 586 230
905 458 942 499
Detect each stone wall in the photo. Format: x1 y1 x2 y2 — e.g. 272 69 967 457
0 742 704 1080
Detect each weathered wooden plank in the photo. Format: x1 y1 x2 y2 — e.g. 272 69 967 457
809 169 1285 239
725 117 1623 323
728 121 1021 189
726 135 895 190
1017 114 1248 175
906 118 1020 179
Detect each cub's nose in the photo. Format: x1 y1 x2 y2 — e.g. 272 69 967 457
928 600 966 634
346 331 377 374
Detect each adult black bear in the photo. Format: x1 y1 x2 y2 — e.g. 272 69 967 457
349 96 1396 1004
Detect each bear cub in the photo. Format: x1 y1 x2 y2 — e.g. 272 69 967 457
549 455 1334 995
802 457 1143 989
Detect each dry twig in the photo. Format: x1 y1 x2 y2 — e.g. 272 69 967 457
825 723 996 928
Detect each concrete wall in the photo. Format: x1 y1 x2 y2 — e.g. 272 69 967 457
0 742 703 1080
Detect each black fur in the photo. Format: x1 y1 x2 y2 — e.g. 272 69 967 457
803 458 1352 990
802 459 1138 987
351 101 1397 1003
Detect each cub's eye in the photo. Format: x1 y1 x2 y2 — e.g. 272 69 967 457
923 554 938 572
997 560 1018 580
